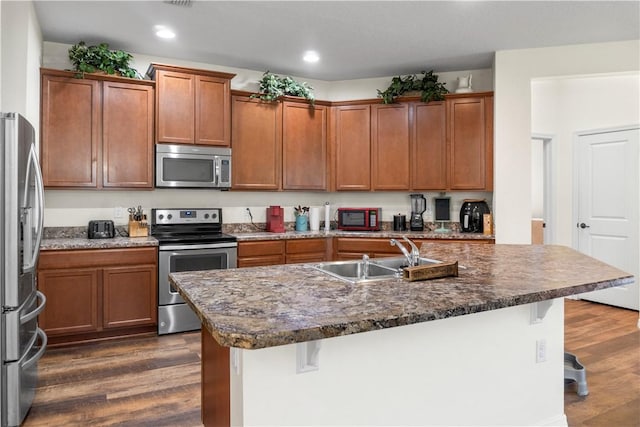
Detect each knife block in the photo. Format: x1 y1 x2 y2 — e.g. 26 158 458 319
128 216 148 237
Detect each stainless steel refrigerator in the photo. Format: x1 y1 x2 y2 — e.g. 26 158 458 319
0 113 47 427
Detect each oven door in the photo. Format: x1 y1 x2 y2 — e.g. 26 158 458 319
158 245 237 306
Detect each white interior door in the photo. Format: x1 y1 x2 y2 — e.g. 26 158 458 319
575 127 639 310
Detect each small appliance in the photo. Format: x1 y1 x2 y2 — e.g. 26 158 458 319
87 220 115 239
337 208 381 231
460 199 491 233
409 194 426 231
266 206 285 233
155 143 231 189
393 214 407 231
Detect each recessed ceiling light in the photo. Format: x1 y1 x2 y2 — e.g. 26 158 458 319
303 50 320 63
154 25 176 39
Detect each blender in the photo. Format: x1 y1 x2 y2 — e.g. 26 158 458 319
409 194 426 231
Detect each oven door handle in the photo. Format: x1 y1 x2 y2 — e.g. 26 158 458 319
159 242 238 251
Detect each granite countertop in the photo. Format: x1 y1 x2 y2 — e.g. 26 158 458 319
232 230 494 241
40 237 158 250
170 243 633 350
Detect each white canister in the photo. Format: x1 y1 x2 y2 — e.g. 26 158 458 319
309 207 321 231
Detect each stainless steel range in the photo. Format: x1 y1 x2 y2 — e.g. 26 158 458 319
151 208 237 335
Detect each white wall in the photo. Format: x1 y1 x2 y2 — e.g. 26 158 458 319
531 73 640 246
0 1 42 129
494 40 640 244
41 41 493 227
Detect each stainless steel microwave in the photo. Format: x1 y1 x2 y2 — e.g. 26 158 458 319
156 144 231 189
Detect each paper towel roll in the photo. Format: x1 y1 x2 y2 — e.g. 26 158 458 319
309 207 321 231
324 202 331 232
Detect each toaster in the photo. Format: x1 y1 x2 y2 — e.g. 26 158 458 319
87 220 115 239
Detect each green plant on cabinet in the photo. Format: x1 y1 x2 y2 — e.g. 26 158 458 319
252 71 315 105
378 70 448 104
68 41 142 79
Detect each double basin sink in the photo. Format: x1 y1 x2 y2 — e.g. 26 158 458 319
312 256 440 284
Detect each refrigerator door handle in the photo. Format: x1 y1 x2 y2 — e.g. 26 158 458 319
22 143 44 273
21 328 47 370
20 291 46 324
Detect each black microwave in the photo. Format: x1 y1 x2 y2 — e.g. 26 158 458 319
155 144 231 189
337 208 382 231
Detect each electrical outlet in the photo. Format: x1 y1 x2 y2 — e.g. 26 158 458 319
536 339 547 363
114 206 124 219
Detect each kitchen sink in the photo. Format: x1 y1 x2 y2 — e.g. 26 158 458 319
312 259 400 284
370 256 441 270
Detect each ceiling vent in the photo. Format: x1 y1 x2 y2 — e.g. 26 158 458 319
164 0 192 7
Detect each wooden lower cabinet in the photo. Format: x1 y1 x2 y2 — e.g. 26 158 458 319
285 239 328 264
237 240 286 267
334 237 494 260
37 246 158 345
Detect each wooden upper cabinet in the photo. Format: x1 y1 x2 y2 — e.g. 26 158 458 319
41 74 100 188
102 81 154 188
282 101 327 190
155 70 195 144
371 103 410 190
40 69 154 189
411 101 447 190
231 95 282 190
149 63 235 146
447 94 493 190
333 104 371 191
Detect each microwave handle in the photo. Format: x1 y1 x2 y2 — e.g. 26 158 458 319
214 156 220 185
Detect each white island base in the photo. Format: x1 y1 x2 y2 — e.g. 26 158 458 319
202 299 568 426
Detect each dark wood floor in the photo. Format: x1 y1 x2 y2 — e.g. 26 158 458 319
23 300 640 426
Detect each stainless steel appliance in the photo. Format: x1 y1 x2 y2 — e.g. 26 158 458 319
155 144 231 189
151 208 237 335
409 194 426 231
1 113 47 427
337 208 381 231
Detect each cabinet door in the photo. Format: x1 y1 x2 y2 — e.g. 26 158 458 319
231 96 282 190
448 96 491 190
41 75 100 188
282 102 327 190
102 81 154 188
237 240 286 267
286 238 327 264
37 268 100 336
156 70 195 144
196 75 231 146
334 105 371 191
411 102 447 190
371 103 410 190
103 265 157 329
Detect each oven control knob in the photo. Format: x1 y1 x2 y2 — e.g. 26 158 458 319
158 214 164 220
204 213 210 219
167 214 173 220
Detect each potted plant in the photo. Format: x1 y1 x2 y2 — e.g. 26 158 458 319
68 41 142 79
252 71 315 105
294 205 310 231
377 70 448 104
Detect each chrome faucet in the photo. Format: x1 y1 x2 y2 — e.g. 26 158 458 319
389 239 414 267
402 236 421 266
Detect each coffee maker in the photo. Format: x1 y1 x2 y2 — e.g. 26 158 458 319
409 194 426 231
460 199 490 233
266 206 285 233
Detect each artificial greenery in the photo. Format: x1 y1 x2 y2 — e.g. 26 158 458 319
252 71 315 105
68 41 141 79
377 70 448 104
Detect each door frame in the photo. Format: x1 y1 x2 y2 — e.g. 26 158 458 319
531 133 556 244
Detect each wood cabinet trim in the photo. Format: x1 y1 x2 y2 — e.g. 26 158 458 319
148 63 236 80
40 68 155 86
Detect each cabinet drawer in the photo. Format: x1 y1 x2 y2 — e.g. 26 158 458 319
286 238 326 254
286 252 326 264
38 247 158 270
238 240 285 257
238 254 285 268
335 238 402 254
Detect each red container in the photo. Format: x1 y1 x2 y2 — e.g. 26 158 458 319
266 206 285 233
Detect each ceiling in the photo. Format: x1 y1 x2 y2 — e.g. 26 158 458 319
33 1 640 81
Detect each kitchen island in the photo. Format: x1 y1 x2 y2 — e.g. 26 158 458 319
170 243 632 426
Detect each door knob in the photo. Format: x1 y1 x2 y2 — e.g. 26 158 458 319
578 222 590 229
